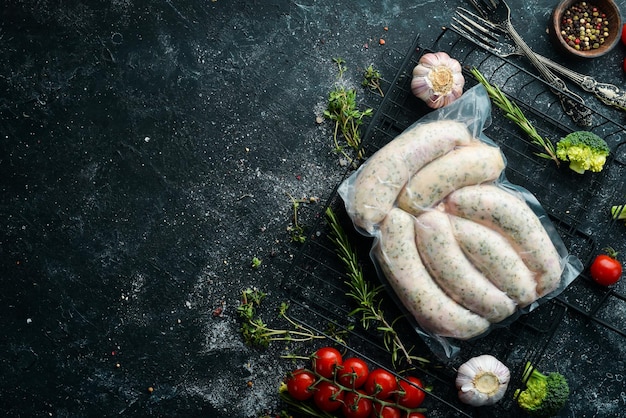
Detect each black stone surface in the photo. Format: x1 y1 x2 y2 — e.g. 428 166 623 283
2 1 626 417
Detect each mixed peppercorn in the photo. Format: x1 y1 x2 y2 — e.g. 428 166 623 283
559 1 610 51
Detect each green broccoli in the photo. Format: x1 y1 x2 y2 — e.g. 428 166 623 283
514 362 570 417
555 130 609 174
612 205 626 223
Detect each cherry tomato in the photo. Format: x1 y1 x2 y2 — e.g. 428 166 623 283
312 347 343 379
395 376 426 408
364 368 398 400
621 23 626 46
342 390 373 418
337 357 370 389
590 248 622 286
285 368 316 401
406 413 426 418
370 404 401 418
313 381 344 412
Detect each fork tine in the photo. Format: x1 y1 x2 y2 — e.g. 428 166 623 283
450 20 507 57
451 15 495 45
450 21 499 54
454 7 502 40
467 0 491 19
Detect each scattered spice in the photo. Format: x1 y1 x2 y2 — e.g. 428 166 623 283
379 38 385 45
560 1 610 51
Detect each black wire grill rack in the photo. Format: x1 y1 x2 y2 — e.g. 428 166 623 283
281 28 626 417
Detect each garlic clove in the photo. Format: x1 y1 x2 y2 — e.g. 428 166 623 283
455 354 510 407
411 51 465 109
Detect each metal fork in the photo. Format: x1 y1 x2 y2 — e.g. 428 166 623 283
452 7 626 112
465 0 592 127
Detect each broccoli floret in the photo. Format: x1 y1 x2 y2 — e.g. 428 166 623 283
514 362 570 417
555 131 609 174
612 205 626 222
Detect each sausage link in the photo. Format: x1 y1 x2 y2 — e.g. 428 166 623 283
376 208 490 340
444 184 563 297
414 210 517 322
348 120 474 233
449 215 538 307
397 142 505 216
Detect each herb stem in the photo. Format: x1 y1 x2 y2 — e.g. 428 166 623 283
326 207 428 366
470 67 560 167
237 288 324 348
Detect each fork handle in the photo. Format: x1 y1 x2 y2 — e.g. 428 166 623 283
505 23 592 126
551 88 593 127
589 82 626 111
534 54 626 111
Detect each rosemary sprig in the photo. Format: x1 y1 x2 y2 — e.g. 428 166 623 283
325 207 429 367
470 67 560 167
237 288 324 348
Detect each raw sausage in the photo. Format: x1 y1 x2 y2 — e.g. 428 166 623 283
449 214 538 307
414 210 517 322
347 120 474 233
376 208 490 340
444 184 563 297
397 142 505 216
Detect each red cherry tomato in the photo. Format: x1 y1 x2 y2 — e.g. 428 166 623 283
406 413 426 418
370 403 401 418
590 249 622 286
313 381 344 412
395 376 426 408
337 357 370 389
312 347 343 379
364 368 398 400
621 23 626 46
342 390 373 418
285 368 316 401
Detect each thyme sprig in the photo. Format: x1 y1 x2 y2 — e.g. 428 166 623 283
324 57 373 164
325 207 429 367
286 193 309 244
237 288 324 348
470 67 560 166
362 64 384 97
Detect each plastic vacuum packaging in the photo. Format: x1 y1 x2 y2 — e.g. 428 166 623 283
337 85 583 359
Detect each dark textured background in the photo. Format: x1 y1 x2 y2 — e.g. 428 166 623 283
2 1 625 417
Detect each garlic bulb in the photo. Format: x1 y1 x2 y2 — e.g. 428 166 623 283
455 354 510 407
411 51 464 109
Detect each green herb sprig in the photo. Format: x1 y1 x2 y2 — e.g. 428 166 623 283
471 67 560 166
324 58 373 164
237 288 324 348
286 193 309 243
362 64 384 97
325 207 429 367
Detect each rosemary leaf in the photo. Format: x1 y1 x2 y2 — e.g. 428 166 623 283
470 67 560 167
325 207 427 366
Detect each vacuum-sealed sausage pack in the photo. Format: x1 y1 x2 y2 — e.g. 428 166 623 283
338 85 583 358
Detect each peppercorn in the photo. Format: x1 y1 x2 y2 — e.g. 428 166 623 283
560 1 610 51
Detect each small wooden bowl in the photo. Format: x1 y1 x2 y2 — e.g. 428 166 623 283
550 0 622 58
